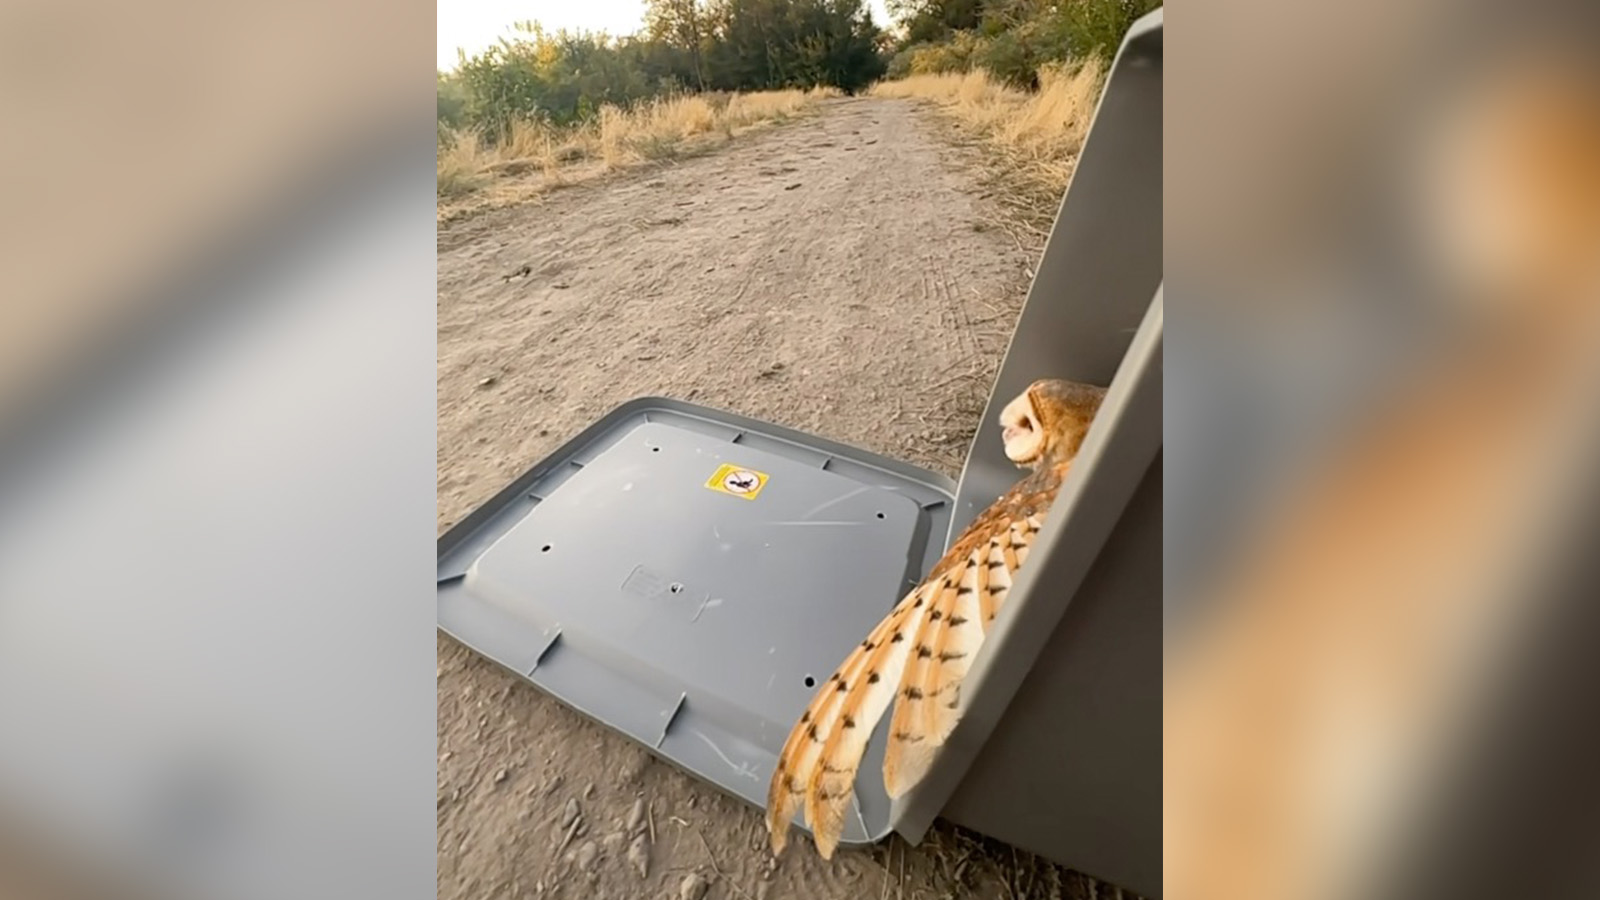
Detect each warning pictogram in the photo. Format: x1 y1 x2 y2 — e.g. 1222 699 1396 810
706 463 769 499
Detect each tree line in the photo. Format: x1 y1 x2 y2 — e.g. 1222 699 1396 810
439 0 885 141
437 0 1158 141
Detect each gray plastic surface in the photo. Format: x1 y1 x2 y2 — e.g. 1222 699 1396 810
437 399 957 846
888 11 1163 898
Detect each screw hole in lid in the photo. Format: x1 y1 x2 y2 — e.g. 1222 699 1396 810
541 544 552 552
803 675 816 688
875 511 885 519
669 582 684 594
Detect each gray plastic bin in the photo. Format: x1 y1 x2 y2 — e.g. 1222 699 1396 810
895 12 1162 898
438 10 1161 896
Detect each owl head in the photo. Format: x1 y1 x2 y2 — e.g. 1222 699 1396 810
999 378 1107 467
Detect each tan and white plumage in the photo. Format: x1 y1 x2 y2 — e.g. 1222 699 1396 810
766 378 1107 858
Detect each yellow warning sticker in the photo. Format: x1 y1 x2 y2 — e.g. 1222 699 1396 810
705 463 769 500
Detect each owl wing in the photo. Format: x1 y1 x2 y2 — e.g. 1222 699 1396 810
765 466 1064 858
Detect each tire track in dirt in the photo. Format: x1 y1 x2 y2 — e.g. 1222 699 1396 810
437 97 1091 900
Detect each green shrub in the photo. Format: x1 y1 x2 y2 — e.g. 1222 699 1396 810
884 0 1161 91
437 73 470 129
886 46 918 80
972 31 1036 88
1035 0 1160 63
909 30 982 74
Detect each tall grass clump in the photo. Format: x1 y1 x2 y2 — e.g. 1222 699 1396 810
436 85 835 217
724 89 811 128
871 57 1104 194
437 130 487 198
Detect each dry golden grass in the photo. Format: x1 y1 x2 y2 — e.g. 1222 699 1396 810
436 129 486 199
437 88 831 221
871 60 1104 195
723 91 796 127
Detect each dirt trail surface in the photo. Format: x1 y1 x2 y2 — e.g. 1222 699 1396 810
438 97 1117 900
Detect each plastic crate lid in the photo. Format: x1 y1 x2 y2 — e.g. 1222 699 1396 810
437 398 956 846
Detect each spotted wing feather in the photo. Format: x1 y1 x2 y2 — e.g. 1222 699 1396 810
882 507 1045 796
766 581 932 854
801 583 931 856
766 462 1068 857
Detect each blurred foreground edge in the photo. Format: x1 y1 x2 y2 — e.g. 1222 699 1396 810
1164 8 1600 900
0 123 436 900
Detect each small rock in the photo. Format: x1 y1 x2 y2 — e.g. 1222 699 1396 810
552 282 570 289
626 798 647 834
439 750 452 763
494 768 508 785
478 375 498 389
687 795 697 810
560 798 580 829
575 840 599 871
784 182 802 191
627 832 651 878
680 872 711 900
618 750 649 784
583 782 594 800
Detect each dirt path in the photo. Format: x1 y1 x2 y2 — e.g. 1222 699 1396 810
438 97 1111 900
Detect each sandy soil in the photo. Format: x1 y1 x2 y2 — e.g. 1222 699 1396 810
438 97 1124 900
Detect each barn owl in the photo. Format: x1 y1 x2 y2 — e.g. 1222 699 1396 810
765 378 1107 858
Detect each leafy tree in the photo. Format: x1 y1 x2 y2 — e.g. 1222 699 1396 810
887 0 983 45
701 0 884 92
440 0 890 140
645 0 710 89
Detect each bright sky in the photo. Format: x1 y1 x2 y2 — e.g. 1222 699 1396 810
439 0 895 71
